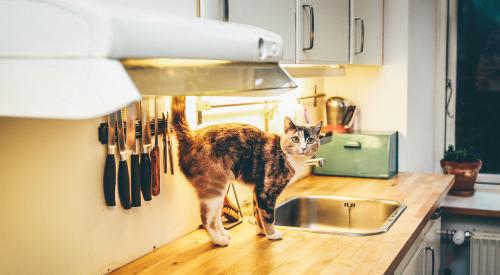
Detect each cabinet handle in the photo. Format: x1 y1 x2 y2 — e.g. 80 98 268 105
343 141 362 149
302 4 315 51
354 17 365 54
223 0 229 22
425 246 435 275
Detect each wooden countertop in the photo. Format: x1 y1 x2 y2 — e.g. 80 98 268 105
442 184 500 218
112 173 453 275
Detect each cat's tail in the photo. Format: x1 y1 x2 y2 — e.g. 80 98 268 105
171 96 192 143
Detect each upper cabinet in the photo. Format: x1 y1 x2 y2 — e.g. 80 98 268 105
223 0 296 63
350 0 384 65
298 0 350 64
203 0 383 65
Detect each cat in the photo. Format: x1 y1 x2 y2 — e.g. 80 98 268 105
171 96 322 246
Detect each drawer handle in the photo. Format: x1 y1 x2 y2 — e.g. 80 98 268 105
426 246 435 275
343 141 362 149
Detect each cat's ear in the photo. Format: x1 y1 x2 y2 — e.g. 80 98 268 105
313 120 323 135
284 117 296 132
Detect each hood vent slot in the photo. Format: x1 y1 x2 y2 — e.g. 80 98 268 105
122 59 297 97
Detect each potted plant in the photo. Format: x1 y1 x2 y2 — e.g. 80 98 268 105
440 145 482 196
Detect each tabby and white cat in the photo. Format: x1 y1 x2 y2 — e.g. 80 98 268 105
171 97 322 246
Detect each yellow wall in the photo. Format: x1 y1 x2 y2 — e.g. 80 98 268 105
0 78 324 274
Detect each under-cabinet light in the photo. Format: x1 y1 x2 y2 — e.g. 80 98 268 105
121 58 231 68
282 64 342 69
282 64 345 78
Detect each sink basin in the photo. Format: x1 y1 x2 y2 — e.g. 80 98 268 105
274 195 406 236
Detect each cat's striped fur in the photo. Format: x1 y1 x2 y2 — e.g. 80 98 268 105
171 96 322 246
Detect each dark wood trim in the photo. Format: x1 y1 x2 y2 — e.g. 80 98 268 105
442 206 500 218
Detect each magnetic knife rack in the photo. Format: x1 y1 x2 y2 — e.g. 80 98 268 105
97 118 169 145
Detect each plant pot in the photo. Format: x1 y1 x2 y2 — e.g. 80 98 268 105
440 159 482 197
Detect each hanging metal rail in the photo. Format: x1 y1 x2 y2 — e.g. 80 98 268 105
196 87 325 125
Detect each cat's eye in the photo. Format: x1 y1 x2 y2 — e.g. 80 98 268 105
307 138 315 144
291 136 299 143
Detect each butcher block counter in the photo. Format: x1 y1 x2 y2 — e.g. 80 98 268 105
112 173 454 275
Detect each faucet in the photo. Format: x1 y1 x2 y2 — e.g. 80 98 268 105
306 158 325 167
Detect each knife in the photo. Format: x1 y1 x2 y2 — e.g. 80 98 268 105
103 113 117 206
116 110 131 209
166 111 174 175
162 112 167 174
151 97 161 196
140 99 152 201
127 103 141 207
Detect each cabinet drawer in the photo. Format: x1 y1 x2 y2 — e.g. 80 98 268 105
314 132 398 178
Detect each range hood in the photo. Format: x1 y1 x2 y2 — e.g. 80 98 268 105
0 0 296 119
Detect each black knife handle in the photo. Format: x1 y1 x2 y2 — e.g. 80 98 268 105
118 160 131 209
130 154 141 207
140 153 152 201
163 139 167 174
103 154 116 206
168 142 174 175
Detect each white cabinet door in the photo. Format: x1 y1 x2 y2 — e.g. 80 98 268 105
350 0 384 65
298 0 350 64
423 218 441 275
208 0 296 63
395 216 442 275
402 241 425 275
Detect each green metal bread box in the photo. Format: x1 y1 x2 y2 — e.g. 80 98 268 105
314 131 398 179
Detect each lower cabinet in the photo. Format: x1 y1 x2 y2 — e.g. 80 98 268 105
395 216 441 275
402 241 425 275
423 218 441 275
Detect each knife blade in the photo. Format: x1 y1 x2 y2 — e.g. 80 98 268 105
162 112 167 174
140 98 152 201
151 97 161 196
126 103 141 207
103 113 117 206
166 111 174 175
116 110 131 209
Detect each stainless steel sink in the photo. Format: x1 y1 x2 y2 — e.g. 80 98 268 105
274 195 406 236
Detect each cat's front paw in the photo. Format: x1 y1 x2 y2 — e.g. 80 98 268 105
266 230 283 240
212 235 230 247
221 228 231 239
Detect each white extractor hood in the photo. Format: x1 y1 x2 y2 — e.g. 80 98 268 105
0 0 296 119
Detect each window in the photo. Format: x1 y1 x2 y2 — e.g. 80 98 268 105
447 0 500 181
